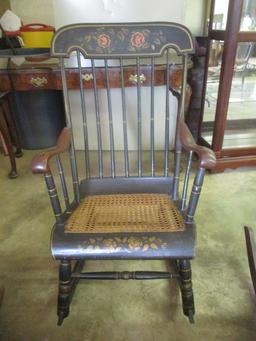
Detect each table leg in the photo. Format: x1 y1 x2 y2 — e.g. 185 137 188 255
0 105 18 178
2 98 23 158
0 286 4 308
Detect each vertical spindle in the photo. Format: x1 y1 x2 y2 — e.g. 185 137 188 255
172 54 188 200
120 58 129 177
150 56 155 177
77 51 90 179
91 59 103 178
137 57 142 176
60 58 80 203
164 49 170 176
105 59 115 178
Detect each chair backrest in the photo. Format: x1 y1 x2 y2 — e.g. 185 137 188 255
236 42 253 67
51 22 195 202
213 14 224 30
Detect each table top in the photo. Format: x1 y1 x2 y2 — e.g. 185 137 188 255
0 48 192 71
0 48 50 58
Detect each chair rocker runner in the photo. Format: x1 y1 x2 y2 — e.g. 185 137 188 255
32 22 216 325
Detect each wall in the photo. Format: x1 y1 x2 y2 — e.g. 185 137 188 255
53 0 205 35
10 0 206 36
184 0 206 36
53 0 184 27
0 0 10 68
0 0 10 17
10 0 54 25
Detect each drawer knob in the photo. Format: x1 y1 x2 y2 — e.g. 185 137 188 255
129 73 146 84
82 73 93 82
30 76 48 87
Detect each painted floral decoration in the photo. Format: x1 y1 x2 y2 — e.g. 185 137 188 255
78 236 167 253
97 34 111 48
78 27 168 54
103 238 119 250
130 32 145 48
127 236 143 250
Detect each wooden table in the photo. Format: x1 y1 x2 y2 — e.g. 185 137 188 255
0 91 22 178
0 62 185 92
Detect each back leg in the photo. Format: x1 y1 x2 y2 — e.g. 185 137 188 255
178 259 195 323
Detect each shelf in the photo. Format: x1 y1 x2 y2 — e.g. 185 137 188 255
0 48 50 58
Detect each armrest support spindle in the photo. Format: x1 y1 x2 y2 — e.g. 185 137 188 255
44 172 62 223
179 120 216 221
180 150 193 211
56 155 71 213
185 167 205 223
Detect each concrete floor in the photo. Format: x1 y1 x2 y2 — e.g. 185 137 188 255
1 151 256 340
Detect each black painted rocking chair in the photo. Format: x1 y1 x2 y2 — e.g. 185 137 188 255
32 22 216 325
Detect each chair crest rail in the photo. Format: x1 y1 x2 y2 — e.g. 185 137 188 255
51 22 195 57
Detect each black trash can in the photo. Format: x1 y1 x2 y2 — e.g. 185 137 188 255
9 90 66 149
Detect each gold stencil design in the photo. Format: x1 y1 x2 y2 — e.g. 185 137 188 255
77 236 168 252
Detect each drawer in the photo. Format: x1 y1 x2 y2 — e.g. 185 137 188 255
0 74 10 91
0 66 183 92
60 67 181 89
7 71 55 90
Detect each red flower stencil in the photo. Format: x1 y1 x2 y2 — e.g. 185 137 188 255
97 34 111 48
130 32 145 48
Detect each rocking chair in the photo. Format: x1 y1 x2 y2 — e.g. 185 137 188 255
32 22 216 325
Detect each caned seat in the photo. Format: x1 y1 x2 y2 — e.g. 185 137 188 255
32 22 216 325
65 193 185 234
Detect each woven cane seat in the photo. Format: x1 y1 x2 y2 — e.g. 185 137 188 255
65 193 185 233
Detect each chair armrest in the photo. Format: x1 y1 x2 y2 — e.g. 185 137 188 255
32 127 71 174
179 120 216 170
